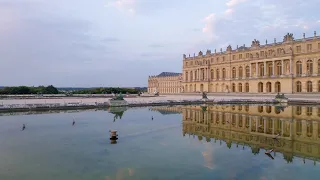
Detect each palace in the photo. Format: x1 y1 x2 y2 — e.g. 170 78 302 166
183 31 320 93
148 31 320 94
147 72 182 94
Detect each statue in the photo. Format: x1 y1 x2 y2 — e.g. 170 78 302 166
226 45 232 51
202 92 208 99
111 93 124 100
198 51 203 56
251 39 260 47
283 33 294 42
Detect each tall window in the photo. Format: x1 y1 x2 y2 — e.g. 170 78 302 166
318 81 320 92
232 83 236 92
216 69 220 79
307 81 313 92
238 83 242 92
245 66 250 78
307 60 313 75
307 44 312 52
296 61 302 76
268 63 273 76
318 60 320 74
232 67 236 78
275 82 281 93
211 70 214 80
222 68 226 79
239 66 243 79
296 46 301 53
190 71 193 80
259 63 264 77
185 72 188 81
296 81 302 92
258 82 263 93
276 62 282 75
266 82 272 93
245 83 249 92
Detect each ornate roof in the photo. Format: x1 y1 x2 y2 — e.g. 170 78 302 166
157 72 182 77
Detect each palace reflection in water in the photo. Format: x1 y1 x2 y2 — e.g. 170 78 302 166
152 105 320 164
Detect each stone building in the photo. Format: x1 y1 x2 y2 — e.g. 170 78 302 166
182 31 320 93
148 72 182 94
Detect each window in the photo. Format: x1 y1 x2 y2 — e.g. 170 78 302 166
318 43 320 49
190 71 193 80
307 81 313 92
258 82 263 93
246 53 249 58
318 80 320 92
239 66 243 79
307 44 312 52
233 55 236 60
216 69 220 79
307 60 313 75
185 72 188 81
259 63 264 77
318 60 320 74
296 106 302 115
296 81 302 92
222 68 226 79
275 82 281 93
216 57 219 62
232 83 236 92
211 70 214 79
268 63 273 76
245 66 250 78
266 82 272 92
245 83 249 92
260 51 265 57
239 54 243 59
296 61 302 76
296 46 301 53
232 67 236 78
238 83 242 92
211 58 213 63
276 62 282 75
222 57 225 61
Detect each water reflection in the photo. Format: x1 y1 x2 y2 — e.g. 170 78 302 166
152 105 320 164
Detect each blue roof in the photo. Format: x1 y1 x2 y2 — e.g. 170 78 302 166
157 72 181 77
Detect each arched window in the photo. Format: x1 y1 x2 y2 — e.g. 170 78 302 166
296 81 302 92
239 66 243 79
211 69 214 80
258 82 263 93
266 82 272 93
296 61 302 76
307 81 312 92
232 83 236 92
307 60 313 75
306 107 313 116
245 66 250 78
268 63 273 76
266 106 272 113
232 67 236 78
245 83 249 92
259 63 264 77
276 61 282 75
190 71 193 80
216 69 220 79
238 83 242 92
275 82 281 93
222 68 226 79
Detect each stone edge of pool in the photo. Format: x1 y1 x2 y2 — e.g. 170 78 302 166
0 99 318 113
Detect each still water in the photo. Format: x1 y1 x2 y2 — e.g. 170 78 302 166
0 105 320 180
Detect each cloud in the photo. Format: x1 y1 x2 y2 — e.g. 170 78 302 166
202 13 218 40
225 8 233 15
107 0 136 13
226 0 248 7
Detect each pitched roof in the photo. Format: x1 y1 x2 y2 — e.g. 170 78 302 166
157 72 182 77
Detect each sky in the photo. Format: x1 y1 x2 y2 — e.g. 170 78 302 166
0 0 320 87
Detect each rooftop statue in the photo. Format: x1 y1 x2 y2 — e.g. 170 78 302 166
111 93 124 100
283 33 294 42
251 39 260 47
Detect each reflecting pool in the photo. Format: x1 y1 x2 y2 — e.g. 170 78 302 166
1 105 320 180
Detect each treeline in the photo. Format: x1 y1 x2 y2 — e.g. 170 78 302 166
0 85 59 94
72 87 139 94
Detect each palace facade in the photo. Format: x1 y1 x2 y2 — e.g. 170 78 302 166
183 32 320 93
148 72 182 94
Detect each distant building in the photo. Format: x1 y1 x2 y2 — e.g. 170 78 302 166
148 72 182 94
182 31 320 93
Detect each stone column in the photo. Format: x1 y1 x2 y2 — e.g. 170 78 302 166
264 61 266 77
256 63 258 77
272 119 275 135
256 117 258 132
281 60 284 75
250 64 252 78
264 119 267 133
